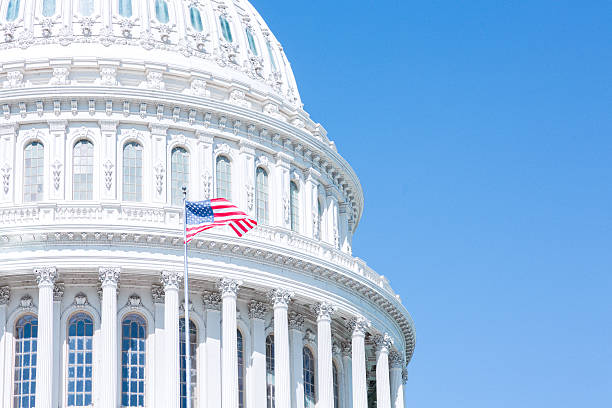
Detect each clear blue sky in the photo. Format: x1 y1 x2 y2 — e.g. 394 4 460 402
252 0 611 406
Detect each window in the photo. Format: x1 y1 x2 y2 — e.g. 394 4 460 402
67 313 94 407
121 314 146 407
303 347 315 408
219 15 232 42
14 315 37 408
246 28 257 55
42 0 55 16
189 7 203 32
333 362 339 408
73 140 94 200
215 155 231 200
171 147 189 206
237 329 245 408
118 0 131 17
78 0 93 15
23 141 44 202
290 181 299 232
256 167 268 225
154 0 169 23
6 0 20 21
179 319 197 408
123 142 142 202
317 198 323 239
265 334 274 408
267 42 277 72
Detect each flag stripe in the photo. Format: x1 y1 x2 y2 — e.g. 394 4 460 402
184 198 256 241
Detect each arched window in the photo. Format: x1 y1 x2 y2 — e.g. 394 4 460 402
14 314 37 408
266 41 277 72
219 15 232 42
246 27 257 55
123 142 142 202
265 334 274 408
317 198 323 239
67 313 94 407
73 140 94 200
6 0 20 21
189 7 203 32
154 0 169 23
215 155 231 200
171 147 189 206
121 314 146 407
42 0 55 16
179 319 197 408
78 0 94 15
333 362 339 408
23 141 44 203
290 181 299 232
118 0 131 17
303 347 315 408
256 167 268 225
237 329 245 408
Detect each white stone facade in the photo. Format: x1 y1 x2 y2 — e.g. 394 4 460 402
0 0 414 406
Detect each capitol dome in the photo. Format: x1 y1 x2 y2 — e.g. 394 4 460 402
0 0 414 407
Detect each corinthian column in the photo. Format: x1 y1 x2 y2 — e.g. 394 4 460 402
389 351 405 408
249 301 268 408
33 267 57 408
373 333 393 408
219 278 241 408
0 286 9 405
289 312 306 408
341 342 353 408
162 271 183 408
268 288 294 408
99 267 120 408
313 302 336 408
349 317 370 408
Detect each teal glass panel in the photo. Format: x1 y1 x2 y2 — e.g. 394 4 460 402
118 0 132 18
154 0 169 23
246 28 257 55
219 15 232 42
6 0 20 21
189 7 203 32
79 0 94 16
267 41 277 71
42 0 55 17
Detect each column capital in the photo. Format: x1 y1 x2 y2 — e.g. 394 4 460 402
372 333 393 353
53 282 64 302
288 311 305 331
312 301 336 321
218 277 242 297
161 270 182 291
248 300 267 320
98 267 120 287
0 285 10 305
389 350 405 368
348 316 371 336
268 288 294 307
202 290 222 310
151 284 164 303
402 368 408 384
341 341 352 357
34 267 57 287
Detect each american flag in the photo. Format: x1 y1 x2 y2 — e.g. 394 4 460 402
185 198 257 242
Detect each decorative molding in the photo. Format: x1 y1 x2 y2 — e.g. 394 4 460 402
127 294 142 308
154 162 165 195
52 160 62 190
248 300 267 320
103 160 114 190
34 266 58 287
218 277 242 297
73 293 89 306
227 89 251 108
1 163 10 194
142 71 165 90
267 288 294 307
160 270 182 291
49 67 69 85
19 295 34 309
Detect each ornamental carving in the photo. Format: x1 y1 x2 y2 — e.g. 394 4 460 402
267 288 294 307
151 284 164 303
218 278 241 297
0 286 10 305
263 103 284 121
142 71 165 90
98 267 120 286
201 171 212 199
282 195 289 223
288 312 304 331
341 341 351 357
227 89 251 108
34 267 58 286
246 184 254 210
248 300 267 320
73 293 89 306
49 67 69 85
103 160 114 191
192 32 210 53
19 295 33 309
372 332 393 352
79 16 95 36
348 316 370 336
4 71 24 88
127 294 142 307
389 350 405 368
98 67 118 86
53 282 65 301
1 163 11 194
161 270 182 290
202 290 222 310
52 160 62 190
188 78 210 97
154 162 165 195
312 302 336 320
303 329 316 345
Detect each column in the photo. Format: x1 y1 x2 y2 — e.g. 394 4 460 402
99 267 120 408
203 291 222 408
248 301 267 408
341 342 353 408
268 289 294 408
162 271 183 408
314 302 336 408
373 333 393 408
52 283 64 408
152 284 166 408
349 317 370 408
389 351 405 408
219 278 241 408
0 286 9 403
33 267 57 408
288 312 305 408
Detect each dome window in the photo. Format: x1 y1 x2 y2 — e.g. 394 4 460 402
267 41 277 72
118 0 132 18
5 0 20 21
246 27 258 55
171 147 189 206
154 0 169 24
189 7 203 32
42 0 55 17
219 15 232 42
78 0 94 16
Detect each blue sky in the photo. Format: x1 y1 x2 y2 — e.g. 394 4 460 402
252 0 612 406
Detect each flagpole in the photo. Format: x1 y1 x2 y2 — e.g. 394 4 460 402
182 185 192 408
